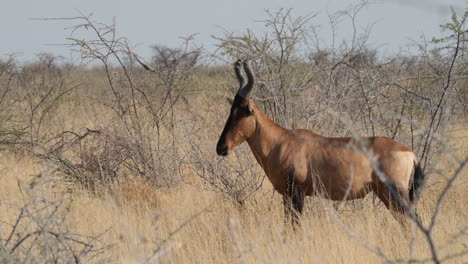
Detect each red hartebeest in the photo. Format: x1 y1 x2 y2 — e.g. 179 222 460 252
216 59 424 229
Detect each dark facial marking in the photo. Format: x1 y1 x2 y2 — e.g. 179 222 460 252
216 95 253 156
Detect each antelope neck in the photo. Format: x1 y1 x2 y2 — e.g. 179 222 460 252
246 103 289 166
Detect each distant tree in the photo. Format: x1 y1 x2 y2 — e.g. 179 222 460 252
151 45 200 70
37 52 60 69
310 50 331 65
347 48 377 67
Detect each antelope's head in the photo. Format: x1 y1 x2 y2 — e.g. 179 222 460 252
216 60 256 156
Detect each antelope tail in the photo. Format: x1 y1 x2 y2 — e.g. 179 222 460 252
409 161 425 203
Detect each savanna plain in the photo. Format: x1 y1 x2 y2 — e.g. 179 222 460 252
0 6 467 264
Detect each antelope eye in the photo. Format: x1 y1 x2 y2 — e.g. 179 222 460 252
238 105 252 116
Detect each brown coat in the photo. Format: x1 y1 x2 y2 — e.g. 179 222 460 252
216 60 424 228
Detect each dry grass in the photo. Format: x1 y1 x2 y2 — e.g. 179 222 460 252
1 6 467 262
0 71 466 262
1 34 467 261
0 120 466 263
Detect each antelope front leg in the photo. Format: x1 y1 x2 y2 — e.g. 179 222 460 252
283 171 304 227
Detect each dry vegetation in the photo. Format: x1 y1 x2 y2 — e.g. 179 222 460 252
0 4 467 263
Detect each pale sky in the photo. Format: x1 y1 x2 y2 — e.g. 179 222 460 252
1 0 466 62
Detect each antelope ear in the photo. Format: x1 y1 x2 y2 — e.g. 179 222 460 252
247 103 254 114
226 97 234 105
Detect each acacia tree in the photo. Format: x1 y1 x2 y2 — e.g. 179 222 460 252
214 8 317 128
213 4 468 263
34 14 202 189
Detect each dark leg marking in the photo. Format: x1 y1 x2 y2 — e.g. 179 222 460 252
284 170 304 227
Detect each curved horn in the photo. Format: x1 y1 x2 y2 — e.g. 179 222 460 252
238 60 254 98
234 59 245 89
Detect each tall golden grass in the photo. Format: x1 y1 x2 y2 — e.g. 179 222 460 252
1 30 467 260
0 106 466 263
